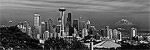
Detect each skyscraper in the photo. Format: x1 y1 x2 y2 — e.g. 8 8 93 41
33 13 41 39
79 17 83 32
58 7 66 37
86 20 91 29
117 31 122 41
131 28 137 38
43 31 49 40
41 22 46 39
56 25 61 37
109 29 113 39
105 26 110 38
34 13 40 27
67 13 72 26
48 19 53 33
45 22 48 31
113 29 118 40
66 13 72 36
73 20 78 31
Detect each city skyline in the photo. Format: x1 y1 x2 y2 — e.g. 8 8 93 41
0 0 150 31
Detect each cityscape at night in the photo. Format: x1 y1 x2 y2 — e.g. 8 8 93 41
0 0 150 50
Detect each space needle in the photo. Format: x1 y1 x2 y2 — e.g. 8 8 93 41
58 7 66 37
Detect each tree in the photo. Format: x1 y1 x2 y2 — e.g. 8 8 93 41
70 39 89 50
44 37 71 50
44 37 89 50
0 26 43 49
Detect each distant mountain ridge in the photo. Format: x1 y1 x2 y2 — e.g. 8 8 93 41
115 19 135 25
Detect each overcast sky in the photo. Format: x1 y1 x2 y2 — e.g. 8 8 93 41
0 0 150 30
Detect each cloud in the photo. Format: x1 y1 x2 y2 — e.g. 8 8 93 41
0 0 149 12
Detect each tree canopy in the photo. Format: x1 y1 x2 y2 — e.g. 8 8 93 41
0 26 43 49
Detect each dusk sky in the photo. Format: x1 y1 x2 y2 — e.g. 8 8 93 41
0 0 150 30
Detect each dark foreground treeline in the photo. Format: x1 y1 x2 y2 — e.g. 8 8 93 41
0 26 89 50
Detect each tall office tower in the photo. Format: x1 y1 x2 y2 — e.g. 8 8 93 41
28 26 32 37
105 26 110 38
52 25 57 38
73 20 79 31
48 19 53 33
67 13 72 26
43 31 49 40
41 22 46 39
56 25 61 37
82 28 89 38
79 17 83 32
34 13 40 27
58 7 66 37
131 28 137 38
45 22 48 31
117 31 122 41
88 26 97 35
66 13 72 36
41 22 46 33
33 13 40 39
109 29 113 39
86 20 91 29
113 29 118 40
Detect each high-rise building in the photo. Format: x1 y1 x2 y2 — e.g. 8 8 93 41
43 31 49 40
28 26 32 38
33 13 41 39
45 22 48 31
82 28 88 38
105 26 110 38
73 20 78 31
34 13 40 27
86 20 91 29
66 13 72 36
67 13 72 26
48 19 53 33
117 31 122 41
41 22 46 33
88 26 97 35
131 28 137 38
56 25 61 37
113 29 118 40
52 25 57 38
109 29 113 39
41 22 46 39
79 17 83 32
58 7 66 37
